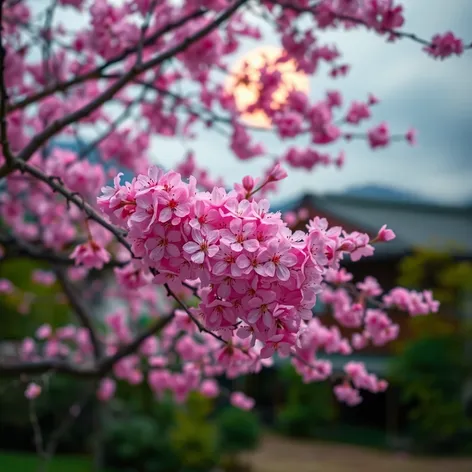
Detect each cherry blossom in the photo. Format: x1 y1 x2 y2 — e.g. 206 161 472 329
0 0 459 422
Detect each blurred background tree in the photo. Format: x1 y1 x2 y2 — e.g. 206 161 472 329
391 248 472 453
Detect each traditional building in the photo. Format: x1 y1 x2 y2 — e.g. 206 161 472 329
273 192 472 373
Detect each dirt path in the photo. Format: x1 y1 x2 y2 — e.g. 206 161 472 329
247 434 472 472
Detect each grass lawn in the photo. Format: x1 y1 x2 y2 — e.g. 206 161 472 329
0 451 95 471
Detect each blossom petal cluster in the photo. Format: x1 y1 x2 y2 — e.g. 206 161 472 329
94 166 440 404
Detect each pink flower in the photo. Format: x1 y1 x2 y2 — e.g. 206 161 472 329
405 128 417 146
97 378 116 402
129 190 159 231
0 278 14 294
345 101 371 124
200 379 220 398
247 290 277 324
260 239 297 281
212 244 243 277
334 383 361 406
158 186 191 224
230 392 255 411
36 324 52 339
424 32 464 59
260 333 292 358
32 270 56 286
25 383 41 400
375 224 396 242
70 240 111 270
220 219 259 253
273 112 303 139
367 122 390 149
266 163 288 182
145 225 181 262
183 229 219 264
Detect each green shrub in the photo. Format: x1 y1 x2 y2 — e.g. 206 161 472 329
104 413 180 472
217 407 261 455
275 364 336 438
104 392 220 472
390 334 472 453
169 393 219 472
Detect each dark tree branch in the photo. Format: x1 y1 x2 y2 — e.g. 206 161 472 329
0 359 97 377
97 312 174 374
162 280 250 355
78 85 149 159
0 0 14 167
43 390 95 463
10 161 132 253
271 0 472 50
41 0 58 86
0 232 128 268
0 0 249 179
55 268 103 360
7 7 208 113
0 313 175 378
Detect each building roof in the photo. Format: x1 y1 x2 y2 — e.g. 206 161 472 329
273 193 472 258
273 353 390 375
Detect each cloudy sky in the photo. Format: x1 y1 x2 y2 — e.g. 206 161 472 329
51 1 472 204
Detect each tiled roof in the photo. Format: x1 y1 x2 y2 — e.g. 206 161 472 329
274 193 472 257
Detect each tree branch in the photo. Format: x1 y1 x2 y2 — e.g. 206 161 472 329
0 359 97 377
10 161 132 253
0 313 175 378
0 232 128 267
97 312 174 374
272 0 472 50
7 7 208 113
0 0 249 179
55 268 103 360
0 0 14 167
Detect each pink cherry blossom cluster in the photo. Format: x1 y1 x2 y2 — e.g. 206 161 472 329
89 165 439 404
0 0 461 411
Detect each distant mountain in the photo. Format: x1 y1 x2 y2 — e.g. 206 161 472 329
341 184 431 203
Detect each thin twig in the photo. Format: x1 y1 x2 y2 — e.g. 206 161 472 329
13 161 132 253
271 0 472 50
55 268 103 360
7 7 208 113
43 390 95 461
29 400 46 458
97 312 174 374
0 0 14 167
0 0 249 179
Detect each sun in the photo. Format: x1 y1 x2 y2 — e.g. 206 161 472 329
225 46 309 129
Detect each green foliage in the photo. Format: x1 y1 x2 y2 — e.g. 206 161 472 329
169 393 219 472
393 248 472 453
0 259 71 339
390 334 472 453
104 412 180 472
0 451 97 472
0 375 94 454
397 248 472 305
104 392 219 472
217 407 261 455
275 364 336 438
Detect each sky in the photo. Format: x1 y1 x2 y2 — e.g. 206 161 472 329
48 1 472 204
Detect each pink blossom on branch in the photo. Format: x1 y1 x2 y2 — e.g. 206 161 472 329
0 0 456 412
25 383 42 400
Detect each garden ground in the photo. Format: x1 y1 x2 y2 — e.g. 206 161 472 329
3 434 472 472
247 434 472 472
